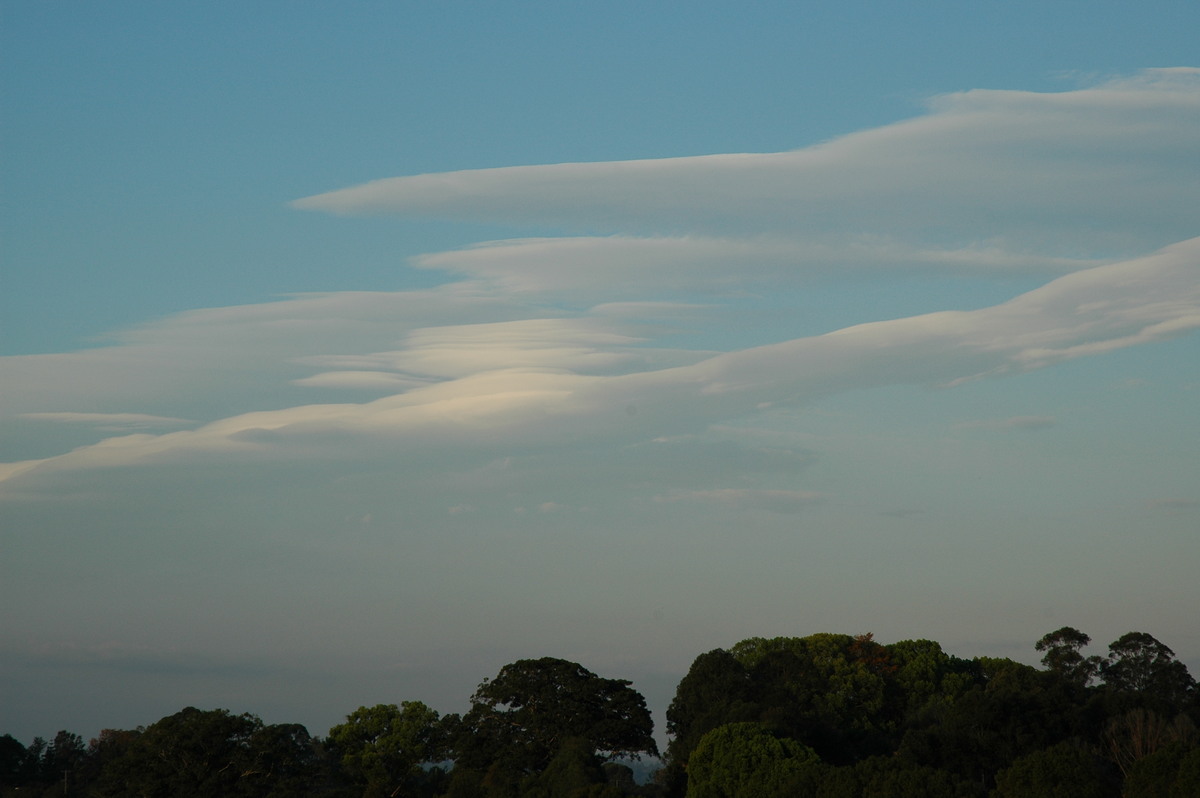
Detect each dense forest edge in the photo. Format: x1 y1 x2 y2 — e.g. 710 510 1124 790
3 628 1198 797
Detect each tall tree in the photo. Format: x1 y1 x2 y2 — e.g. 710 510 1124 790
529 736 623 798
1036 627 1102 686
242 722 324 798
896 658 1086 787
0 734 29 792
326 702 446 798
886 639 981 721
1101 708 1198 779
91 707 261 797
455 657 657 780
664 649 756 767
1102 632 1196 710
660 648 758 797
733 633 894 763
89 707 323 798
42 730 88 796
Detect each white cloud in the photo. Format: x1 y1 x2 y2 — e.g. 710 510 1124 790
18 412 196 430
295 69 1200 260
290 371 433 391
4 69 1200 742
3 237 1195 488
353 318 653 378
410 235 1097 301
4 71 1198 508
0 287 533 420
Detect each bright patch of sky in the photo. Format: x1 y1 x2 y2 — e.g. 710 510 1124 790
2 1 1198 746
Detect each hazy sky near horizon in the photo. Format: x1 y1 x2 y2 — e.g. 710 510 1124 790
3 2 1199 744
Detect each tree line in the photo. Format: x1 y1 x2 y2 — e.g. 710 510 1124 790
2 628 1198 797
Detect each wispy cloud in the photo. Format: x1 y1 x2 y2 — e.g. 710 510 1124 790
2 70 1198 500
290 371 434 391
19 412 196 431
296 69 1199 262
3 67 1199 744
408 236 1095 302
1 236 1196 487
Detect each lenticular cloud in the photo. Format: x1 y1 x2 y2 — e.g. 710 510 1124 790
295 69 1200 260
2 70 1199 490
2 237 1196 486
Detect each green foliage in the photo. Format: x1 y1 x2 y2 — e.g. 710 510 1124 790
896 658 1088 785
525 737 621 798
991 741 1118 798
327 701 445 795
1036 627 1102 686
814 755 982 798
599 761 638 794
43 730 87 787
686 722 822 798
664 649 756 768
87 708 326 798
886 639 950 703
1124 740 1195 798
241 723 323 798
1102 632 1196 709
886 639 981 727
5 628 1197 797
1172 745 1200 798
0 735 27 788
1100 707 1198 779
441 766 487 798
92 707 261 797
456 657 657 784
739 633 895 762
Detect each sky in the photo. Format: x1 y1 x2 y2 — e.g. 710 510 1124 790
2 2 1199 746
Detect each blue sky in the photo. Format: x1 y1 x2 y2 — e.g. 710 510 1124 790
2 2 1199 744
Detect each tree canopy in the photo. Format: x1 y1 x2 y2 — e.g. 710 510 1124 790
3 630 1195 798
327 702 447 797
456 657 658 775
